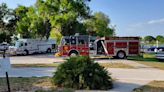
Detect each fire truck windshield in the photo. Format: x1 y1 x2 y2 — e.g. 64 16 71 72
61 38 70 45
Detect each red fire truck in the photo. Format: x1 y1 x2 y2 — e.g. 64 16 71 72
57 35 140 59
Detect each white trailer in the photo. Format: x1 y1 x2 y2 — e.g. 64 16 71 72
9 39 56 55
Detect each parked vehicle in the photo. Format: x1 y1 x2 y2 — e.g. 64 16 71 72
8 39 56 55
154 47 164 60
155 52 164 60
147 47 157 52
57 35 140 59
156 47 164 52
146 47 164 53
0 42 9 51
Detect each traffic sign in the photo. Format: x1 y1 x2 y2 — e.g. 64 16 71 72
0 57 11 72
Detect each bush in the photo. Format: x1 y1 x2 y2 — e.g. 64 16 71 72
52 56 112 90
133 88 143 92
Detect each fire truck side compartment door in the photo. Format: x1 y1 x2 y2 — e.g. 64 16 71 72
107 42 114 55
129 42 139 54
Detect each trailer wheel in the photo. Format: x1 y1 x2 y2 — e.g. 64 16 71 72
117 51 126 59
69 50 78 57
46 48 51 53
23 50 28 56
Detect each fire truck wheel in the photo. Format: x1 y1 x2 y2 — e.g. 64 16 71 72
117 51 126 59
69 51 78 57
46 48 52 53
23 50 28 56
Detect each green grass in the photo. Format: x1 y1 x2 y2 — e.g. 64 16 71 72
137 61 164 70
127 53 164 70
12 62 134 69
0 77 74 92
12 63 61 67
133 81 164 92
100 63 134 68
127 53 158 62
0 77 54 92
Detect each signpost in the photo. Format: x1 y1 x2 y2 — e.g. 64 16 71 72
0 50 11 92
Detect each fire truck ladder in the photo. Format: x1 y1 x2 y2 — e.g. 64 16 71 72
101 41 108 55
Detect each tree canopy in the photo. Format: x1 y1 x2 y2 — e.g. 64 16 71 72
45 0 91 36
1 0 116 43
14 0 92 39
144 36 156 43
84 12 115 37
0 3 17 43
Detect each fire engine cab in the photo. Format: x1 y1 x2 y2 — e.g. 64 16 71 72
58 35 140 59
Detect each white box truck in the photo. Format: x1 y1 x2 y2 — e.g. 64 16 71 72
8 39 56 55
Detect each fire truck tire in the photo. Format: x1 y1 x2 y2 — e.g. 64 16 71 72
46 48 52 53
23 50 28 56
117 51 126 59
69 50 78 57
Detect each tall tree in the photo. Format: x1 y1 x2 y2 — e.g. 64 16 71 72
156 35 164 43
144 36 156 43
84 12 114 37
46 0 91 36
15 0 91 39
0 3 17 43
15 5 32 38
15 4 51 39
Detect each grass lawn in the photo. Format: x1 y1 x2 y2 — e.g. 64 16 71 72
0 77 74 92
127 53 164 70
12 63 61 67
133 81 164 92
12 62 134 69
100 63 134 68
0 77 54 92
127 53 158 62
137 61 164 70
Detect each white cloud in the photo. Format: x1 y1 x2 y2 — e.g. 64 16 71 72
129 18 164 28
124 18 164 36
147 18 164 24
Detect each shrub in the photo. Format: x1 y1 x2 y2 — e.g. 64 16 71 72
133 88 143 92
52 56 113 90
